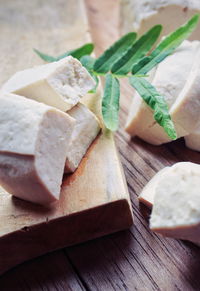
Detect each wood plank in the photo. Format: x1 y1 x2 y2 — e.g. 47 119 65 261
0 0 133 275
0 251 86 291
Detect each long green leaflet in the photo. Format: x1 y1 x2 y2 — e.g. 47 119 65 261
129 76 177 140
33 49 57 62
80 55 99 93
111 25 162 75
34 43 94 62
93 32 137 74
102 74 120 131
132 14 199 75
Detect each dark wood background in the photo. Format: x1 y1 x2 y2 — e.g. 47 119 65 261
1 0 200 290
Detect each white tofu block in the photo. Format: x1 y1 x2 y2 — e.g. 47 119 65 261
2 56 95 111
148 162 200 245
120 0 200 41
125 40 200 145
139 167 170 207
65 103 101 173
0 93 75 205
170 47 200 133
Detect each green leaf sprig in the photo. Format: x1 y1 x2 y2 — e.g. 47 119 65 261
34 14 199 140
34 43 94 62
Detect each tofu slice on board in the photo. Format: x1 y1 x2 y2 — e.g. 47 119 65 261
139 162 200 245
139 167 170 207
0 93 75 205
125 40 200 145
65 102 101 173
120 0 200 41
2 56 95 111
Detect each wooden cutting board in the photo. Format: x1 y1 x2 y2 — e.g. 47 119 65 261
0 0 133 275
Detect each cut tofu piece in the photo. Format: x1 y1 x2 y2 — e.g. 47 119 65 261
120 0 200 41
2 56 95 111
0 93 75 205
139 167 170 207
149 162 200 244
185 131 200 151
125 40 200 145
65 103 101 173
137 120 188 146
170 47 200 133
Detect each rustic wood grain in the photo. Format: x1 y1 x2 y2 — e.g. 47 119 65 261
1 0 200 290
0 0 132 276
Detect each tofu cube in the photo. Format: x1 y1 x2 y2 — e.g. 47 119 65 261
65 103 101 173
0 93 75 205
2 56 95 111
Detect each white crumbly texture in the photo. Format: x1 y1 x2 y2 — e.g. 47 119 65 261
65 103 100 173
150 162 200 229
0 93 75 205
126 40 200 145
139 167 170 207
121 0 200 40
0 93 54 155
2 56 95 111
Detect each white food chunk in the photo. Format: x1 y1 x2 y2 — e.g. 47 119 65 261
65 103 101 173
170 48 200 132
121 0 200 41
125 40 200 145
139 167 170 207
149 162 200 244
0 93 75 205
2 56 95 111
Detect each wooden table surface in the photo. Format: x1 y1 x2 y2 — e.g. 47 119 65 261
1 0 200 290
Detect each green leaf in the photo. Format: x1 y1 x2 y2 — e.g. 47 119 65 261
34 43 94 62
80 55 99 93
129 76 177 140
132 14 200 75
58 43 94 60
102 74 120 131
94 32 137 74
33 49 57 62
111 25 162 75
